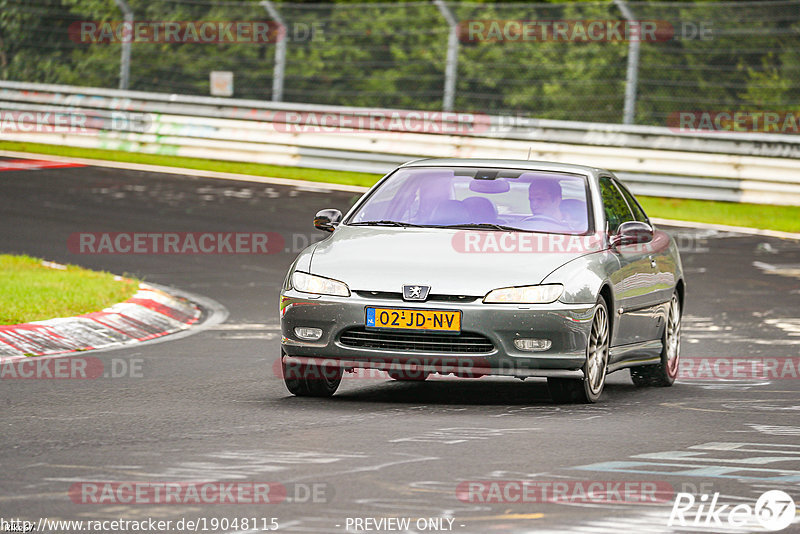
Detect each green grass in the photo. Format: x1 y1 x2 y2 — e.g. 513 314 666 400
0 141 381 188
638 196 800 233
0 254 139 325
2 141 799 233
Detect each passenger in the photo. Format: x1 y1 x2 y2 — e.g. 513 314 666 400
559 199 587 231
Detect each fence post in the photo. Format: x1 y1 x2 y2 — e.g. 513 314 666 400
261 0 286 102
434 0 458 112
113 0 133 90
614 0 639 125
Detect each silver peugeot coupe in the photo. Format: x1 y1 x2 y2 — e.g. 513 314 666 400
279 159 684 403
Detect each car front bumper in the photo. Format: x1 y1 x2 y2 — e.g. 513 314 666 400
279 290 595 379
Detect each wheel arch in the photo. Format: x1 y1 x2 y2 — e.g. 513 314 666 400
598 283 615 341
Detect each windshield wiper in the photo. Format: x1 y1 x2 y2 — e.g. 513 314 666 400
436 223 526 232
351 221 539 232
349 220 425 227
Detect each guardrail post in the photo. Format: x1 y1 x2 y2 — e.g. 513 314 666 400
113 0 133 90
614 0 639 125
434 0 458 112
261 1 286 102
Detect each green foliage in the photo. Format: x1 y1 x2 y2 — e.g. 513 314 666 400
1 0 798 125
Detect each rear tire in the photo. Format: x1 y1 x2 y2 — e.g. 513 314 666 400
630 292 681 387
281 353 342 397
548 296 610 404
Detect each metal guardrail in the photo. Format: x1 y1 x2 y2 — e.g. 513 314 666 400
2 81 800 205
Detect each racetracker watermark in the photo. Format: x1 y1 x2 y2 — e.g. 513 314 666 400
668 490 796 531
679 357 800 380
68 482 330 504
0 110 152 134
451 230 710 255
449 230 701 254
68 232 286 255
668 111 800 134
278 357 495 381
69 21 325 44
456 480 674 504
458 20 712 43
0 357 143 379
453 232 605 254
1 110 86 133
1 518 279 533
272 111 490 134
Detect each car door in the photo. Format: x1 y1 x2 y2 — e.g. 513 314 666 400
599 176 661 349
615 179 677 309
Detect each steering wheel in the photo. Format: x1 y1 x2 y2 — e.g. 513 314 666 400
521 214 564 225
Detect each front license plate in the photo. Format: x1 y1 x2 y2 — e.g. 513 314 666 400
365 307 461 333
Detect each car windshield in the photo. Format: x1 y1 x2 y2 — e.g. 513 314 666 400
347 167 590 234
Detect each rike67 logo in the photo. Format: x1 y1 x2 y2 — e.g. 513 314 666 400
669 490 796 531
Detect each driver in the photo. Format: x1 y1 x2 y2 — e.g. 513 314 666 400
528 179 564 222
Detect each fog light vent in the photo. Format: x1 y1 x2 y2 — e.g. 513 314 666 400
294 327 323 340
514 338 551 352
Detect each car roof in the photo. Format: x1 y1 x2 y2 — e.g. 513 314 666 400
400 158 606 177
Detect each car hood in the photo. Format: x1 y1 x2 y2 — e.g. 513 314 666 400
308 226 590 295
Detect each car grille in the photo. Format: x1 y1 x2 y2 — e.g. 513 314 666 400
354 291 479 303
339 327 494 354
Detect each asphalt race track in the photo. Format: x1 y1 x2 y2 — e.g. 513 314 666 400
1 161 799 533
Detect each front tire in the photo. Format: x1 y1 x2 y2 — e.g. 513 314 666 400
281 353 341 397
631 292 681 387
548 296 610 403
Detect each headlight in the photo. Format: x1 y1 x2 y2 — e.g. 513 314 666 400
291 271 350 297
483 284 563 304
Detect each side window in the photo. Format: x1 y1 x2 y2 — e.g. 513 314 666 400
599 177 634 233
615 180 648 223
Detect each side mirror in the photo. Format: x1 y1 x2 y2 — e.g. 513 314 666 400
314 209 342 233
611 221 653 247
